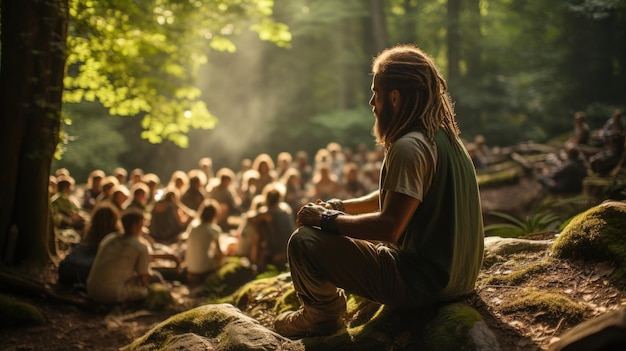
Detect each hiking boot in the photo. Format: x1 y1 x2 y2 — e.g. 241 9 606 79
274 304 346 338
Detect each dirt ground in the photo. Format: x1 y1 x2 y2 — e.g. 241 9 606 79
476 245 626 350
1 179 625 351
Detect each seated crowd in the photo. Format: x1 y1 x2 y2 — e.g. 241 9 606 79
52 142 385 305
538 109 625 195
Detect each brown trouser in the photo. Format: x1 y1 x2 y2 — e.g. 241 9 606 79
288 226 420 311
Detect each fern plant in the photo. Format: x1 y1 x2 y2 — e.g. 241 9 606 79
484 199 563 237
484 196 597 238
484 210 560 238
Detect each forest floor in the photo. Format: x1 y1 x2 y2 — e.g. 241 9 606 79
1 179 625 351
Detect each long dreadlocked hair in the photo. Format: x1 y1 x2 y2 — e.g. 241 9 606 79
372 44 460 148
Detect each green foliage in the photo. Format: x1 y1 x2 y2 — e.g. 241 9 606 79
484 196 597 238
309 108 375 147
52 102 128 182
64 0 291 148
484 207 560 238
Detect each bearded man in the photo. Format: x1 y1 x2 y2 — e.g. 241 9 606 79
274 44 485 338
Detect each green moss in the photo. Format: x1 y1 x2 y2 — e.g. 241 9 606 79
0 294 45 328
224 280 255 307
342 303 484 351
330 305 395 351
421 303 483 351
477 164 523 188
346 295 382 328
122 305 235 350
501 290 586 323
482 252 507 268
482 260 552 286
274 286 298 314
201 257 255 300
223 275 281 308
552 202 626 280
144 282 174 311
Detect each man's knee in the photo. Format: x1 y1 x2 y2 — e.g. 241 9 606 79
288 226 322 256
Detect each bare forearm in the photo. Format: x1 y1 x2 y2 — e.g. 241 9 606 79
334 212 399 242
342 190 380 214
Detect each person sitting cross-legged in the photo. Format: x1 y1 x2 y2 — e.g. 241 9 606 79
273 44 484 338
183 199 225 287
51 175 87 233
57 202 120 287
86 209 156 304
247 184 296 272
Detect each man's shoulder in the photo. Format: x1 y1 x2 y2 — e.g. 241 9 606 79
127 235 151 254
397 131 428 143
391 131 437 159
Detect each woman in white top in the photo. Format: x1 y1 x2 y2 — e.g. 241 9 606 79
184 199 225 285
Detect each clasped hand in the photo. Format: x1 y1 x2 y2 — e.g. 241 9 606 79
296 201 329 227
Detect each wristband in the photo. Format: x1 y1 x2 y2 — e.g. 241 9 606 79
327 198 345 212
319 209 343 235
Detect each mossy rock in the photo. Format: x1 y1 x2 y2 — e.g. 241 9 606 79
551 200 626 280
0 294 45 328
223 273 499 350
144 282 174 311
196 257 256 299
121 303 292 351
324 302 496 351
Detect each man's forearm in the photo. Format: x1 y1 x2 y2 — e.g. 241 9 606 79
342 190 380 214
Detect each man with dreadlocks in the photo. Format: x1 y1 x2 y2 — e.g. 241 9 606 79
274 44 484 338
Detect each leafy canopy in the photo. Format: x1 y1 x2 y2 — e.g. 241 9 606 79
63 0 291 147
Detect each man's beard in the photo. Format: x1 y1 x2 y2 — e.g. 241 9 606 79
373 99 395 142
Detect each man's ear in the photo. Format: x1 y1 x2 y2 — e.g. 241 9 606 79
390 89 400 107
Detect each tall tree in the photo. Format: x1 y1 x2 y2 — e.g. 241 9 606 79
446 0 461 82
561 1 626 108
0 0 69 265
368 0 388 54
462 0 482 81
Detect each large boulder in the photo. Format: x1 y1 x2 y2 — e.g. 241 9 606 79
551 200 626 280
121 303 293 351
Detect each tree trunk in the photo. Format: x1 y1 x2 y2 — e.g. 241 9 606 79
368 0 388 55
398 0 420 45
0 0 69 266
463 0 482 81
446 0 461 82
335 16 363 110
